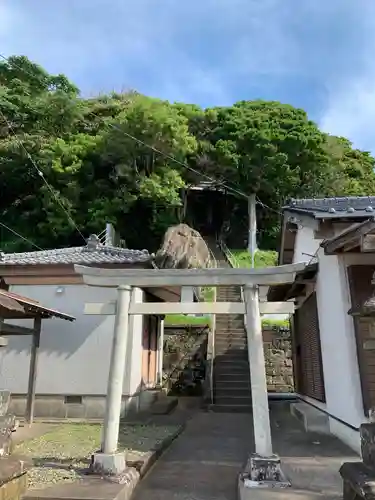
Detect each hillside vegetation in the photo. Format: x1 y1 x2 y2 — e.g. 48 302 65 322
1 55 375 253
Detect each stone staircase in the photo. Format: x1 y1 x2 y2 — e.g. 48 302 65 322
207 241 252 412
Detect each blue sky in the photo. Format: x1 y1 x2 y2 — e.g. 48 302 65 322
1 0 375 153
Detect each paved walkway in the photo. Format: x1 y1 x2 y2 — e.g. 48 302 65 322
132 402 358 500
133 410 251 500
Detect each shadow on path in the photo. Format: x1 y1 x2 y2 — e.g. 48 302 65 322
132 402 358 500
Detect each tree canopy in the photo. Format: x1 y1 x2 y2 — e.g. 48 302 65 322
1 56 374 252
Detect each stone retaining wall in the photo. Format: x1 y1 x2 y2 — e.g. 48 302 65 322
163 326 208 396
263 327 294 393
163 325 294 395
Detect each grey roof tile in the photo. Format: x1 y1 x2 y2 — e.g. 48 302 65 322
0 235 151 266
284 196 375 219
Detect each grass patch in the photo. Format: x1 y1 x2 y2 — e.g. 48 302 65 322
164 314 211 326
164 286 214 327
229 249 277 268
16 423 179 490
262 318 290 328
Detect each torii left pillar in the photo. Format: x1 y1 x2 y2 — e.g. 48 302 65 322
91 285 131 475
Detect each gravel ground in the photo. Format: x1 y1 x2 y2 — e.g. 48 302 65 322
15 423 179 490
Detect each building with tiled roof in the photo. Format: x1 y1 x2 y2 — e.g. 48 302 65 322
268 195 375 455
284 196 375 220
0 234 151 266
0 231 172 421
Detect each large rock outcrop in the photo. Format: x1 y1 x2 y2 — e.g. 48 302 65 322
154 224 212 269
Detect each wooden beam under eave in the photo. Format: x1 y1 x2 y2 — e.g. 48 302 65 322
342 239 361 253
323 219 375 255
0 323 36 335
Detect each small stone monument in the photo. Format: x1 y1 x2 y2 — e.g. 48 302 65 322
340 421 375 499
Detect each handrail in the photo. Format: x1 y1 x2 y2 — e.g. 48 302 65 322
218 240 239 268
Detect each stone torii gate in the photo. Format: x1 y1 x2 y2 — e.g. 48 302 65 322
75 263 305 481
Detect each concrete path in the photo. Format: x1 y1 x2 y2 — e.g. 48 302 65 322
133 411 251 500
132 402 358 500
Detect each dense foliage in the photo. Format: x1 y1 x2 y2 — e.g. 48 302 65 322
1 56 375 252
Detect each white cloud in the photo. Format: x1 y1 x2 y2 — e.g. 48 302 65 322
2 0 375 152
315 2 375 153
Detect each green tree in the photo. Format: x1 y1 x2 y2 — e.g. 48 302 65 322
1 56 375 253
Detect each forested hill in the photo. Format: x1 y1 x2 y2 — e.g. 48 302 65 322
1 55 375 253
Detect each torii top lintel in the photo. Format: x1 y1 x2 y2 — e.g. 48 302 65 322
74 262 307 288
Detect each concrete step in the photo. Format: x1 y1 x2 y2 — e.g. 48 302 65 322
215 349 247 356
215 346 247 353
214 368 249 377
215 373 250 382
208 404 252 413
216 325 245 331
215 331 246 338
215 339 247 347
215 380 250 389
215 327 246 332
215 349 248 362
215 388 251 398
217 295 241 298
214 395 252 406
214 345 247 352
290 401 330 434
214 357 249 366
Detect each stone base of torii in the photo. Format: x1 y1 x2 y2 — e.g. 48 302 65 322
74 264 304 487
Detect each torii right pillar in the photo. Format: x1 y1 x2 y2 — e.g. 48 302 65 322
243 284 290 486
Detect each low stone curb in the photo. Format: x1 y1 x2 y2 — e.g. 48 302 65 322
127 423 185 478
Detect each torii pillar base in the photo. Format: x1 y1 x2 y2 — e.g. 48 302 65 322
239 454 291 494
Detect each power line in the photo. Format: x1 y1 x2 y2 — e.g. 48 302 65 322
0 109 86 242
256 196 282 215
0 221 43 251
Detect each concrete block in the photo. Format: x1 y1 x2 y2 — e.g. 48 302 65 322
66 404 85 419
84 397 107 419
35 397 66 418
91 452 127 476
8 397 26 417
290 402 330 434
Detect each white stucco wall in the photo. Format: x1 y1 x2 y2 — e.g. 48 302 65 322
293 224 320 263
315 250 364 452
0 284 144 397
291 222 365 453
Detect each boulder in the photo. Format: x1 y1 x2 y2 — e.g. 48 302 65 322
155 224 212 269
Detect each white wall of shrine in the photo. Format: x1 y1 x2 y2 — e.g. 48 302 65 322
1 283 146 418
292 222 364 453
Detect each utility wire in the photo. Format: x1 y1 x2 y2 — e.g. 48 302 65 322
0 221 43 251
0 109 86 242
